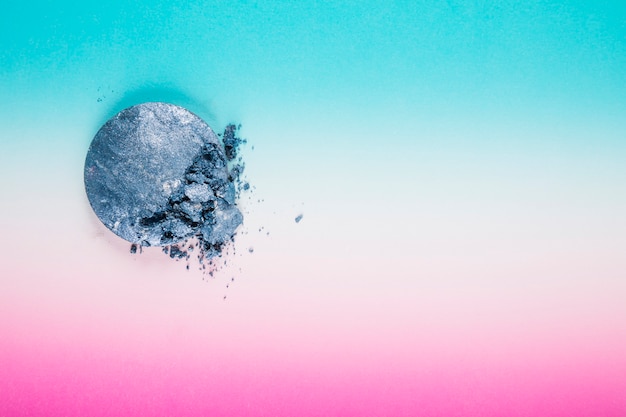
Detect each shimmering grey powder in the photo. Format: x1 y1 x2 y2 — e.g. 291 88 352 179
84 102 244 262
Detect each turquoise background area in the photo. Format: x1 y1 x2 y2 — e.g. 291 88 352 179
2 0 625 254
2 0 625 199
2 1 625 137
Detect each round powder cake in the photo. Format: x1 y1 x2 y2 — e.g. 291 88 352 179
84 102 242 248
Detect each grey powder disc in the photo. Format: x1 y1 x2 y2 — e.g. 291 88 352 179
84 102 242 248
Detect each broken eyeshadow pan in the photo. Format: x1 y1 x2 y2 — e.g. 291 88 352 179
84 102 245 262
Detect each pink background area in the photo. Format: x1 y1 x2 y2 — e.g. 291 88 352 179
2 200 625 416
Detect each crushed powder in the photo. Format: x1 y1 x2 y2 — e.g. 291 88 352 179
84 102 246 269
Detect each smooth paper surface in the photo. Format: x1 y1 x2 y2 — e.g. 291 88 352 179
1 1 625 416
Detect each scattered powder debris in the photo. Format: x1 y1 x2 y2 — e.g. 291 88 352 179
295 214 303 223
84 102 250 272
169 245 187 259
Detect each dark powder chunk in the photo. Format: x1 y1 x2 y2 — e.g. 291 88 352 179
169 245 187 259
222 123 245 161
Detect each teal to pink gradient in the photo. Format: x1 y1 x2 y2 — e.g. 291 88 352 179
2 0 626 415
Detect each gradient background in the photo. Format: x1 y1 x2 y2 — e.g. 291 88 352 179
1 1 626 416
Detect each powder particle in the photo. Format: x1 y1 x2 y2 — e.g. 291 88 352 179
295 214 303 223
85 102 244 264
